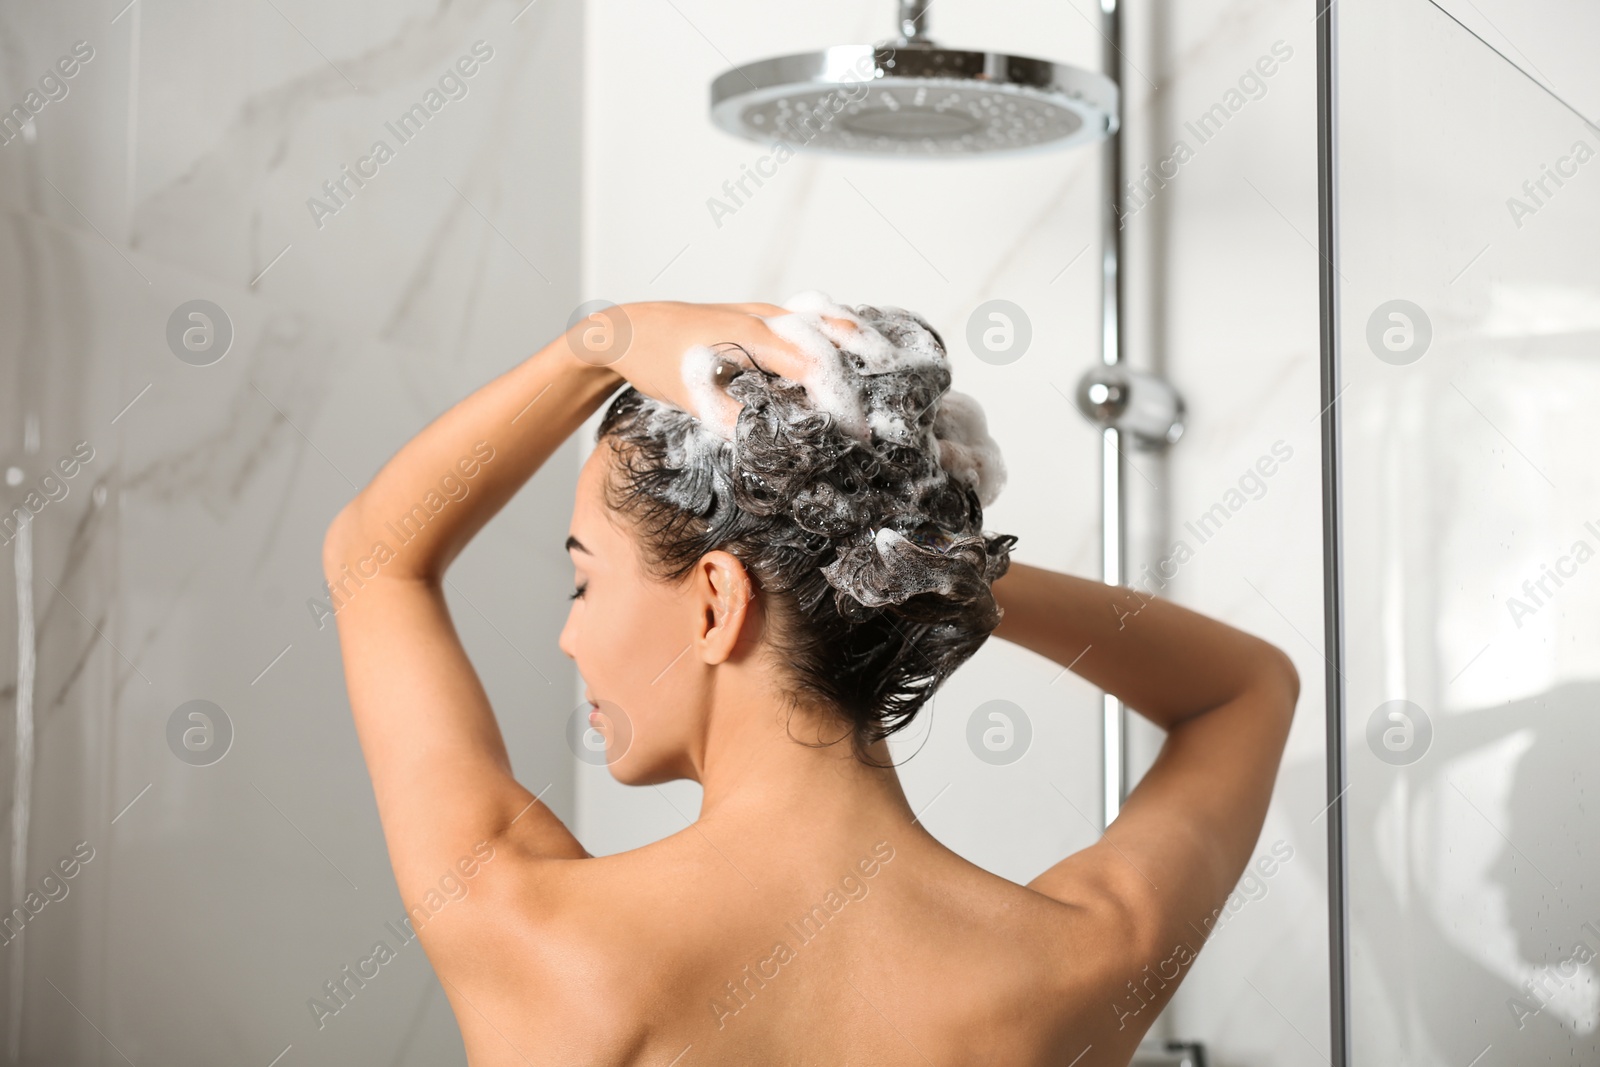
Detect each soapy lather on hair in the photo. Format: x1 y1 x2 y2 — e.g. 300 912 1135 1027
676 290 1007 509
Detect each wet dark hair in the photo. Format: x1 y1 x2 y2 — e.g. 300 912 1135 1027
594 312 1016 765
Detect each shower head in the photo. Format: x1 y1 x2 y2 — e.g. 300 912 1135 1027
709 0 1119 158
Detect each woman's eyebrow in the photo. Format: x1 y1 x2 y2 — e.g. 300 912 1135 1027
565 535 590 555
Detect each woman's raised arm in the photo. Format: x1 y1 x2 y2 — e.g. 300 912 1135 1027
321 323 623 926
989 562 1299 1032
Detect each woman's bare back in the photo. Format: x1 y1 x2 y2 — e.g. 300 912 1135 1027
448 826 1123 1066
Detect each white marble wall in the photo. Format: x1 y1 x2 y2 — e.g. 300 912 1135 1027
0 1 584 1063
579 1 1331 1063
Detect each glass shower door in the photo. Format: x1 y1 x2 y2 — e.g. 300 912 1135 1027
1335 1 1600 1063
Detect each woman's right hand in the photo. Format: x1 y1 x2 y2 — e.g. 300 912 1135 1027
567 300 857 436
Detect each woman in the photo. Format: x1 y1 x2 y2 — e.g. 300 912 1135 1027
322 297 1299 1066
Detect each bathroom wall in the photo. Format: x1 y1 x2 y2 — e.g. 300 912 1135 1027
579 0 1331 1062
0 1 583 1063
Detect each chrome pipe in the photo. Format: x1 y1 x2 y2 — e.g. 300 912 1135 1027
1314 0 1352 1062
896 0 932 43
1099 0 1129 830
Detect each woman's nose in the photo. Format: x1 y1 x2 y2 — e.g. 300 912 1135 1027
557 612 577 660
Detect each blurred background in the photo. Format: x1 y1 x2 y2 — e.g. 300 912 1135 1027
0 0 1595 1064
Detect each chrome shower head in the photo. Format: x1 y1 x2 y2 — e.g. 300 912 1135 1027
709 0 1118 158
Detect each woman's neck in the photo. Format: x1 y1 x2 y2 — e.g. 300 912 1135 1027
691 700 917 840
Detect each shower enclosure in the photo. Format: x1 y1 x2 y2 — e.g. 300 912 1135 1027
1321 0 1600 1063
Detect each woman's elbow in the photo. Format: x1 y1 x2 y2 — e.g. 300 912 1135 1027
321 501 365 578
1259 645 1301 721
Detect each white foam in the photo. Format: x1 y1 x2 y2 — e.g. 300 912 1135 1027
774 290 941 377
868 407 909 440
873 526 905 552
778 289 848 315
672 290 1006 508
759 310 871 441
932 391 1007 508
680 343 739 441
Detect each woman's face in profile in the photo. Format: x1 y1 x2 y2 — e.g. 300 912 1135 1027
558 444 704 785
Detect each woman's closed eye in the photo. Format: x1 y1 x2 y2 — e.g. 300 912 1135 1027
569 581 588 601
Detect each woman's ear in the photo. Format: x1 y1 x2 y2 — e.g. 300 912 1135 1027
694 550 759 664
